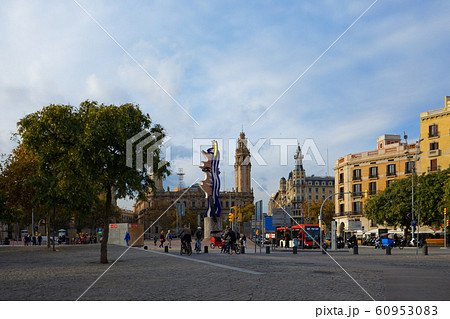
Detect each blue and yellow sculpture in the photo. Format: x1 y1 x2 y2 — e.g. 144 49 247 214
200 141 221 223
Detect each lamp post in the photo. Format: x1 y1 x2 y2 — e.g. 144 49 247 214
403 133 423 249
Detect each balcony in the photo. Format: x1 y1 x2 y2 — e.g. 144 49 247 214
428 166 441 172
338 194 344 200
369 174 378 179
428 149 441 157
404 169 412 174
428 132 440 139
351 193 363 198
352 176 362 181
339 179 344 184
386 171 397 177
368 189 378 196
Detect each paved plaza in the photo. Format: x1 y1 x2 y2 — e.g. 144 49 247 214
1 242 449 301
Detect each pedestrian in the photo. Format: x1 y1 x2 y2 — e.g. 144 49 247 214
38 233 42 246
165 229 172 248
159 230 165 248
241 234 247 248
194 227 203 251
26 234 31 246
124 232 131 246
154 233 158 246
32 235 37 246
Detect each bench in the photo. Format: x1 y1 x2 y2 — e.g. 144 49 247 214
425 238 444 247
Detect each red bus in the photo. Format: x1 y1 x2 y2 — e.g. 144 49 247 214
276 225 323 248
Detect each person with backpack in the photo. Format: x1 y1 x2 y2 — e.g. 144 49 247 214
165 229 172 248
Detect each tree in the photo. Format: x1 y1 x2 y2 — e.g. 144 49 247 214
77 101 170 263
18 104 95 250
365 177 413 230
240 203 255 223
0 144 39 239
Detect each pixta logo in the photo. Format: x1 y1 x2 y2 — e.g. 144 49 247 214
126 130 171 172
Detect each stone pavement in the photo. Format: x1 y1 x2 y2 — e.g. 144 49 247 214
1 243 449 301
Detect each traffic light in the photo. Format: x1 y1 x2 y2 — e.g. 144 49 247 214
447 219 450 227
228 212 234 222
364 190 368 198
444 208 447 215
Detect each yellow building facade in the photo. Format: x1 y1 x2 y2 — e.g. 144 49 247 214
418 96 450 174
334 135 415 236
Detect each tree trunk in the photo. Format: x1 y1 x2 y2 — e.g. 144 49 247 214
46 212 50 248
52 207 56 252
100 186 111 264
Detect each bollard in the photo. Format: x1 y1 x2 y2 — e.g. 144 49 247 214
266 246 270 254
422 245 428 255
240 245 245 254
293 246 297 254
204 246 208 254
164 246 168 253
144 246 148 250
353 245 358 255
386 245 391 255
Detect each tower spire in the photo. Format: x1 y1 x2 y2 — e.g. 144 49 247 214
294 143 304 171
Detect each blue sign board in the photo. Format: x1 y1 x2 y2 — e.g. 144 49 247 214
264 217 276 231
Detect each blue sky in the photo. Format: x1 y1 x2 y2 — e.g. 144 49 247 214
1 0 449 211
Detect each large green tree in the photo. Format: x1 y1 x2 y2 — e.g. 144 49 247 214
16 101 169 262
77 101 169 263
365 169 450 231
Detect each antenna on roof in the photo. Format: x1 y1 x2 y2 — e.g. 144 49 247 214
176 168 185 190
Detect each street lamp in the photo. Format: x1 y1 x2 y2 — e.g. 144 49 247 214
403 132 423 253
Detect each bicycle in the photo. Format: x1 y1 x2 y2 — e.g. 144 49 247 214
226 242 241 255
180 240 192 256
194 240 201 253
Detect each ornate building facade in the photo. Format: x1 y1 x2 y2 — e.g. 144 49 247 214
269 145 334 224
134 131 254 234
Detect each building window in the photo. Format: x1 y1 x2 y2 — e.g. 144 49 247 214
339 187 344 199
315 188 319 193
352 169 361 181
352 201 362 213
226 201 229 208
192 201 196 207
315 195 319 200
339 204 344 213
429 159 438 172
339 173 344 184
352 183 362 194
368 182 377 195
322 188 325 192
369 166 378 178
387 164 396 176
322 182 326 186
322 195 325 199
308 181 312 185
309 188 312 192
202 201 205 208
315 182 319 185
429 124 438 138
386 180 394 188
308 195 311 199
231 201 235 206
430 142 439 150
329 181 333 186
405 161 414 174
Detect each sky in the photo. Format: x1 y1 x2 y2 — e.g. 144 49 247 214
1 0 449 212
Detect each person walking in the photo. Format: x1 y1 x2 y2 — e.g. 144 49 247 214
194 227 203 251
153 233 158 246
124 232 131 246
32 235 37 246
159 230 165 248
38 233 42 246
165 229 172 248
241 234 247 248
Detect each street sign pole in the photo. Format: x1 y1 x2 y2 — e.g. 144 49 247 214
445 209 447 249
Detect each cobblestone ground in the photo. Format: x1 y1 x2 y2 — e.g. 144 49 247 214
1 243 449 301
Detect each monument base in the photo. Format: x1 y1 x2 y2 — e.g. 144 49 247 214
204 217 223 240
